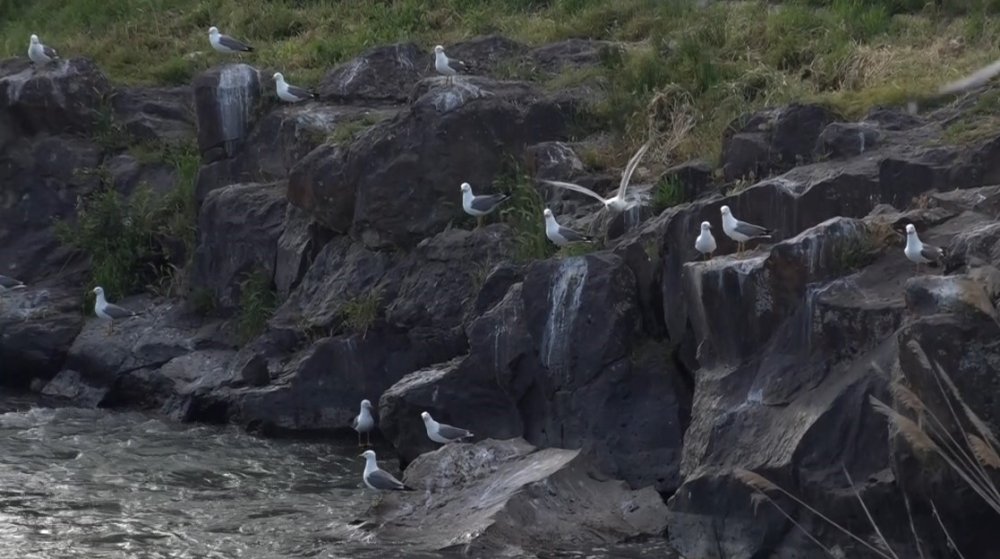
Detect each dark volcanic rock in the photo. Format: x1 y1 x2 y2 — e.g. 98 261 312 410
192 64 263 162
192 182 287 310
286 143 352 232
318 42 424 104
0 57 112 136
111 86 195 144
446 35 529 76
0 287 84 388
368 438 669 555
721 103 838 181
274 205 333 298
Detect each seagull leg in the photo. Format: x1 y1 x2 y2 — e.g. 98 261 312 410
366 431 372 447
357 431 362 447
476 216 483 229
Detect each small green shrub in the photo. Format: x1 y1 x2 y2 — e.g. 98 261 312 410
237 271 277 343
496 163 555 262
652 175 685 213
342 289 382 338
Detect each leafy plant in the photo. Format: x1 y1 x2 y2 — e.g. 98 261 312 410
237 271 277 343
496 162 556 263
342 288 382 338
652 175 685 213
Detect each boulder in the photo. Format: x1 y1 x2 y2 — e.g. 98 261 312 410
525 141 584 180
273 204 334 298
367 438 669 555
111 86 196 144
529 39 612 75
286 143 352 232
445 35 529 77
0 286 84 388
0 57 112 136
815 121 881 159
319 42 425 104
192 64 263 162
191 182 287 310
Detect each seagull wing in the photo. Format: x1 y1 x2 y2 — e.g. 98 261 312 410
0 275 24 289
104 303 136 319
557 225 593 244
734 219 773 239
470 193 510 213
921 243 945 263
437 423 473 440
220 34 253 52
367 468 408 490
286 84 316 100
617 140 652 199
43 45 58 59
539 179 608 205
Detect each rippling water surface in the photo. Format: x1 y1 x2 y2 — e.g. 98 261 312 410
0 393 672 559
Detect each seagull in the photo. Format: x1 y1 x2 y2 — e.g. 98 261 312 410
539 141 651 214
359 450 412 491
461 182 510 228
695 221 717 260
352 399 375 447
208 26 254 55
434 45 465 85
421 411 473 444
92 286 137 335
543 208 593 248
273 72 317 103
0 275 26 292
28 34 58 66
720 205 774 254
904 223 945 273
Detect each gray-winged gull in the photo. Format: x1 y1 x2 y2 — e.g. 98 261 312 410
0 275 26 292
28 34 58 66
461 182 510 228
352 399 375 447
360 450 411 491
92 286 137 334
273 72 317 103
543 208 593 247
539 140 651 214
434 45 465 85
904 223 945 272
720 205 774 254
695 221 717 259
208 26 254 54
421 411 473 444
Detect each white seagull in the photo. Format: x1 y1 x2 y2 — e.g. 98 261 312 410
359 450 411 491
543 208 593 247
351 399 375 447
28 34 59 66
904 223 945 273
539 141 651 214
421 411 473 444
433 45 465 85
720 205 774 254
461 182 510 228
695 221 717 260
273 72 317 103
92 286 137 335
208 26 254 55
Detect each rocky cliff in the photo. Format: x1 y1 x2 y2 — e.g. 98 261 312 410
1 35 998 557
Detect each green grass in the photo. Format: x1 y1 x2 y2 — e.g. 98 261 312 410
652 175 685 213
495 162 555 263
326 113 386 146
342 289 382 338
237 270 277 343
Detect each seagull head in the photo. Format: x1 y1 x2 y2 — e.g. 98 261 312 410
272 72 284 82
460 182 471 193
30 34 39 44
434 45 444 54
359 449 376 460
700 221 711 230
92 286 104 296
905 223 916 235
720 205 731 216
420 411 432 423
543 208 553 218
360 399 372 409
208 26 219 36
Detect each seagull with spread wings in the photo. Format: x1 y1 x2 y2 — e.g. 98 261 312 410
539 141 651 214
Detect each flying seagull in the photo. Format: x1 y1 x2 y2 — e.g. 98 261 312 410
92 286 137 335
359 450 412 491
28 34 58 66
461 182 510 228
434 45 466 85
208 26 254 55
0 275 26 292
904 223 945 273
695 221 717 260
420 411 473 444
273 72 317 103
539 141 651 214
720 205 774 254
352 399 375 448
543 208 593 247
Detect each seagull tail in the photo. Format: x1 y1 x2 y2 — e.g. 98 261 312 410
245 46 255 52
10 284 26 290
402 484 416 491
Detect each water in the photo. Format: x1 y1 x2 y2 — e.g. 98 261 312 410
0 393 674 559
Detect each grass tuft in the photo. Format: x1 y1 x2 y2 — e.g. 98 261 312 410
652 175 685 213
237 270 277 343
342 288 382 338
496 161 555 263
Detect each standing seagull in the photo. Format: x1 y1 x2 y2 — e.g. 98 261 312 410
208 26 254 55
273 72 317 103
359 450 412 491
720 205 774 255
904 223 945 273
539 141 651 214
92 286 137 335
461 182 510 228
421 411 473 444
28 34 59 66
695 221 717 260
543 208 593 248
352 399 375 448
434 45 465 85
